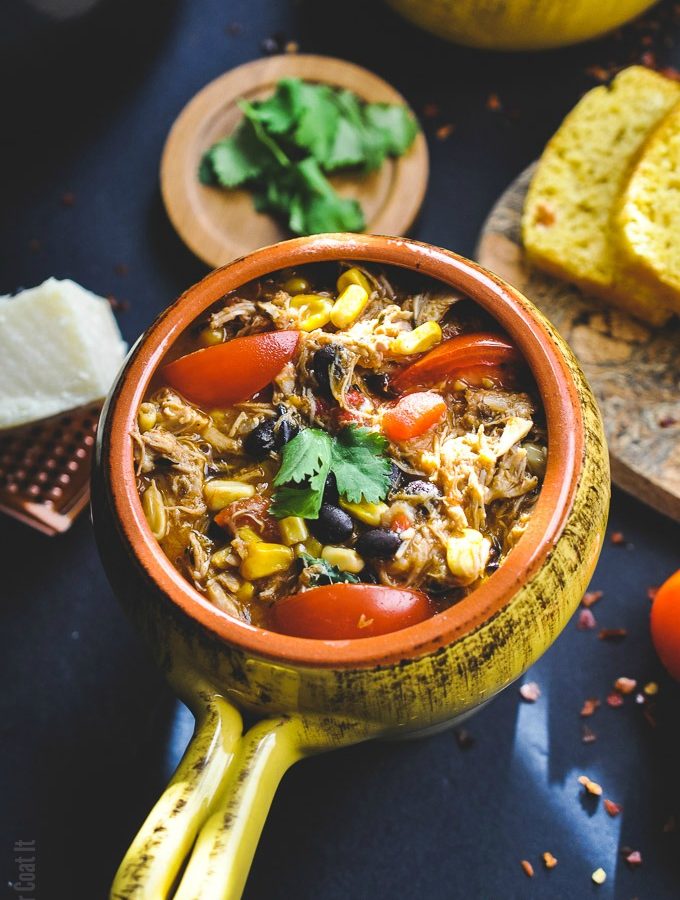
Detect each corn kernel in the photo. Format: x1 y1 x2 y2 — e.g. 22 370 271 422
337 267 372 295
283 275 311 294
303 536 323 558
211 547 234 570
321 546 365 573
236 581 255 602
200 326 225 346
240 542 294 580
392 321 443 355
279 516 309 546
330 284 369 329
142 480 167 540
204 480 255 512
291 294 332 331
446 528 491 586
236 526 262 545
137 402 157 433
339 499 388 527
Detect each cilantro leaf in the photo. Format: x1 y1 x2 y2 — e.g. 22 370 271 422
363 104 419 156
269 485 325 520
331 426 392 504
273 428 332 488
324 115 366 171
203 119 274 188
294 158 364 234
290 82 340 164
245 78 303 134
299 553 361 587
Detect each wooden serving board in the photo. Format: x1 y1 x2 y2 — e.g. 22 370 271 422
477 164 680 523
161 55 429 269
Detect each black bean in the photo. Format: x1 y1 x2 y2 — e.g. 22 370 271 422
322 472 339 505
243 420 276 459
356 529 401 560
312 345 344 399
275 417 299 447
403 479 440 498
389 462 405 490
364 372 395 398
309 504 353 544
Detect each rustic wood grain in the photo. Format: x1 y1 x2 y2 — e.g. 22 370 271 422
161 55 429 269
477 164 680 523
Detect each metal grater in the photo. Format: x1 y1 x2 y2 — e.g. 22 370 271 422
0 402 102 535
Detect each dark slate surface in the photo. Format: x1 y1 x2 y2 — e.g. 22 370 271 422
1 1 680 897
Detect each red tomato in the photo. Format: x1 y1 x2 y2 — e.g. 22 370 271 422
272 584 434 639
391 332 518 393
651 569 680 680
382 391 446 441
163 330 300 407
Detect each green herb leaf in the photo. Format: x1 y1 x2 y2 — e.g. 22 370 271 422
331 426 392 504
363 104 419 155
293 158 365 234
273 428 332 488
269 485 325 520
290 82 340 164
244 78 303 134
299 552 361 587
203 119 274 188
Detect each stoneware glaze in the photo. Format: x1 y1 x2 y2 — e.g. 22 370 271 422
91 234 610 899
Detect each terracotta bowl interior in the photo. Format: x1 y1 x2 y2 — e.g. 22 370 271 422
104 234 582 668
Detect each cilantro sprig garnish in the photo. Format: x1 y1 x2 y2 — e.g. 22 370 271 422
298 552 361 587
199 77 419 237
270 425 392 519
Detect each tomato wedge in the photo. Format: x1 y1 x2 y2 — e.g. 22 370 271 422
272 584 434 639
391 332 519 393
163 330 300 407
382 391 446 441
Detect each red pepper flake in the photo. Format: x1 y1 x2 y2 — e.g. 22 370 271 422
61 191 76 207
599 628 628 641
519 681 541 702
486 92 502 111
520 860 534 878
28 238 41 253
114 262 129 277
582 724 597 743
582 590 603 608
435 123 455 141
647 585 659 601
585 65 610 81
659 416 678 428
580 698 600 717
607 692 625 708
614 677 637 695
542 851 558 869
642 705 657 728
623 848 643 868
604 798 622 817
285 40 299 54
641 34 654 45
578 774 603 796
643 681 659 696
454 727 475 750
610 531 626 545
423 102 439 118
225 21 242 36
640 50 657 68
106 294 130 313
577 608 597 630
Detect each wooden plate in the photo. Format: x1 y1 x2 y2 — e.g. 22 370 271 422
477 164 680 523
161 55 429 268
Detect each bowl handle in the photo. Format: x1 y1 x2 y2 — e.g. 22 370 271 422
111 690 368 899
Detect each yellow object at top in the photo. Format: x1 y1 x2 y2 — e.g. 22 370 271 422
385 0 657 50
337 267 373 295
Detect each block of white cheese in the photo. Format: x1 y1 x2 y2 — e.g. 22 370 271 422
0 277 127 429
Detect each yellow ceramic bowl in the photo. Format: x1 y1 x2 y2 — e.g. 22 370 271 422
92 234 610 899
385 0 658 50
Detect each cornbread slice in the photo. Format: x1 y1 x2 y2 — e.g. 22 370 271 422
0 278 127 429
616 102 680 313
522 66 680 326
